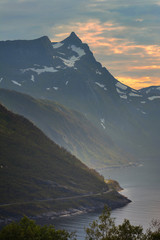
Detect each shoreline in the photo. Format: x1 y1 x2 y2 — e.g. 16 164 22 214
0 190 131 228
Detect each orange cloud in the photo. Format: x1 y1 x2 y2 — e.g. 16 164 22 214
50 19 160 88
51 20 160 56
51 19 127 48
54 32 70 38
116 76 160 90
144 45 160 56
51 20 160 58
131 65 160 70
98 42 160 57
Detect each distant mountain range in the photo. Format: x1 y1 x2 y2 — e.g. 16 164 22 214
1 32 159 221
0 88 131 168
0 32 160 160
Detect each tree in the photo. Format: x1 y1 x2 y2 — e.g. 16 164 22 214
1 208 160 240
85 206 145 240
85 206 117 240
0 216 76 240
116 219 144 240
144 219 160 240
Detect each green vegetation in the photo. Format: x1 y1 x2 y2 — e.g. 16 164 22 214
1 207 160 240
105 179 123 192
85 206 160 240
0 104 105 214
0 104 130 218
0 216 76 240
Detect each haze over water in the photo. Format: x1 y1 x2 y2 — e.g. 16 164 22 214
51 158 160 239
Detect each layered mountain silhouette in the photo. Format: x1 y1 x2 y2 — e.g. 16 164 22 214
0 104 130 218
0 32 160 160
0 88 130 168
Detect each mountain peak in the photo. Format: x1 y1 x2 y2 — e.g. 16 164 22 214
35 35 52 46
62 32 82 45
37 35 50 42
70 31 78 38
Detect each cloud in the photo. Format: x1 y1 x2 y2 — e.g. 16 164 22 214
0 0 160 88
131 65 160 70
50 17 160 90
116 76 160 89
51 19 160 58
135 18 144 22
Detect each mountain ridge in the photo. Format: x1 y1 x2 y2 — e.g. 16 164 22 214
0 33 160 158
0 103 130 219
0 88 131 168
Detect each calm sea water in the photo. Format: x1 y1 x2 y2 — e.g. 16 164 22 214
45 158 160 239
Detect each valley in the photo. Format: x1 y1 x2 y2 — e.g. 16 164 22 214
0 33 160 226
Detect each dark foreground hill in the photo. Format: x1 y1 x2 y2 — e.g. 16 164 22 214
0 104 130 221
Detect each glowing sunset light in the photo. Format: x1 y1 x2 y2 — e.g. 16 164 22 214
3 0 158 89
116 76 160 90
131 65 160 70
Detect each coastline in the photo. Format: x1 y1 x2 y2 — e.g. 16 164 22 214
0 190 131 228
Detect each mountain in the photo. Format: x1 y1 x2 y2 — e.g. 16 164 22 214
0 33 160 158
0 88 131 168
0 104 130 219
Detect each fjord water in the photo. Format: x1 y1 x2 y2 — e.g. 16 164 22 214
51 158 160 239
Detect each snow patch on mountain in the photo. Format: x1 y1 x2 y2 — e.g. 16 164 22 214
0 78 3 83
100 119 106 129
116 82 127 90
12 80 21 86
141 101 146 104
95 82 107 90
120 95 127 99
65 81 69 85
129 92 142 97
53 87 58 90
116 88 124 94
53 42 64 49
95 82 105 88
58 52 65 56
46 88 50 90
70 45 86 58
96 70 102 75
60 56 78 67
101 123 106 129
131 89 137 93
59 45 86 68
21 66 58 75
31 75 35 82
141 111 147 114
56 66 63 69
156 87 160 90
148 96 160 100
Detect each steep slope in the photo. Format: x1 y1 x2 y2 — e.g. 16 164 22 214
0 104 130 218
0 33 160 158
0 89 131 168
0 103 107 199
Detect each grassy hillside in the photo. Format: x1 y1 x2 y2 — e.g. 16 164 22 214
0 104 130 219
0 104 108 204
0 88 131 168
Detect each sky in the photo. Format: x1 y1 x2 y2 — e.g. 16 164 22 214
0 0 160 89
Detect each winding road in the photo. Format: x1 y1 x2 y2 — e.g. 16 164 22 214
0 190 113 208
